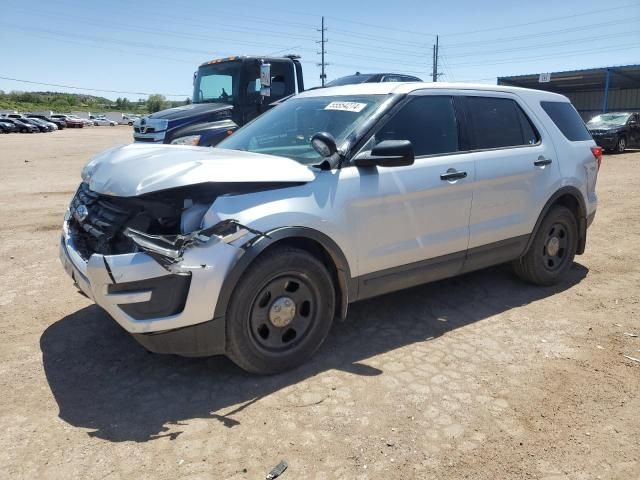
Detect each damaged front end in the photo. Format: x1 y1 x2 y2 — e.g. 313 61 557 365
60 181 272 351
67 182 269 268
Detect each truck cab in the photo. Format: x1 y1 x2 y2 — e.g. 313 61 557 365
133 55 304 146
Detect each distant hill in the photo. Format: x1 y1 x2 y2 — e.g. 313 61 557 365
0 90 189 114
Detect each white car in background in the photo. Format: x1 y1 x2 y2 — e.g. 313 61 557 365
60 82 600 374
91 116 116 126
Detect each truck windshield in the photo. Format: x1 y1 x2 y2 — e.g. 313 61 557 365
218 95 387 165
193 62 240 105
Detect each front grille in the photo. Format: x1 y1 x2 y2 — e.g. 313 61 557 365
69 183 134 259
134 127 156 134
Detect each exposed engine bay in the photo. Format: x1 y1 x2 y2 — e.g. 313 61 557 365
67 182 276 262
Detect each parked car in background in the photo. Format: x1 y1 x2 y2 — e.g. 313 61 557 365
60 82 600 374
89 116 116 126
18 117 51 132
51 114 84 128
3 118 39 133
28 117 57 131
28 114 66 129
587 112 640 153
0 119 17 133
122 115 137 125
325 72 422 87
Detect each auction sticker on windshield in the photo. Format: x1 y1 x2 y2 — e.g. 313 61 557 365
324 101 367 112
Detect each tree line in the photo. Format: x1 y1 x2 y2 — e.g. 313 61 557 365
0 90 191 114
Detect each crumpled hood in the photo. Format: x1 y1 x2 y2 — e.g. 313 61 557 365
83 144 316 197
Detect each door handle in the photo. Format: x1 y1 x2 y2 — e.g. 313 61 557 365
440 170 467 181
534 156 552 167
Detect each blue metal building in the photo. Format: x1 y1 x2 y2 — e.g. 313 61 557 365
497 64 640 121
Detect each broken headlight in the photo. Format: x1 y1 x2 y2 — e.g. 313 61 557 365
124 219 265 262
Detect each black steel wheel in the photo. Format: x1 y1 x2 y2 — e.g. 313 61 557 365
541 222 570 273
226 247 335 374
248 274 317 353
513 205 578 286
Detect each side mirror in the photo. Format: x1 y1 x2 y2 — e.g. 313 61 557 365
353 140 414 167
311 132 337 157
260 63 271 97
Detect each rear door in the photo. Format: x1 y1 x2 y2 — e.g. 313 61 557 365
460 94 558 265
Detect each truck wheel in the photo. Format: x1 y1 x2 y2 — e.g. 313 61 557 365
615 136 626 153
226 247 335 374
513 206 578 286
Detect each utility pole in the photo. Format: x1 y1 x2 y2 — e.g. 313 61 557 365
432 35 440 82
317 16 328 86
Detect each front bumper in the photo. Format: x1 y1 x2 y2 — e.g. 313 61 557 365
133 130 166 143
59 219 243 355
591 135 617 150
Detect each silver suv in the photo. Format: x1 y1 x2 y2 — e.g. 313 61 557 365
60 83 600 374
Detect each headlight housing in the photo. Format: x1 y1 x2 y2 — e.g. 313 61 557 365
171 135 201 146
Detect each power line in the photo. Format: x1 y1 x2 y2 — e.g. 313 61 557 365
444 16 640 49
447 42 639 68
0 76 188 97
441 2 640 36
442 28 640 59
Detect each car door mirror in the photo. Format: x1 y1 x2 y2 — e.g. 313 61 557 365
353 140 415 167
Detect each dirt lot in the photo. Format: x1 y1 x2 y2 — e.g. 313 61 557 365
0 127 638 479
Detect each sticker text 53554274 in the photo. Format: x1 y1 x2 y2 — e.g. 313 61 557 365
324 101 367 113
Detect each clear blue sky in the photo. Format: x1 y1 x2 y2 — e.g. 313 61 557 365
1 0 639 101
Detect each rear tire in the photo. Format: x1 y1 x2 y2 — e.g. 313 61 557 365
513 206 578 286
226 247 335 374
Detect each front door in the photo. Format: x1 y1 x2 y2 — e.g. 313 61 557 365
628 114 640 147
350 94 474 298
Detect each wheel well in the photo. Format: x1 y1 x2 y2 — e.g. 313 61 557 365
553 193 583 220
257 236 347 320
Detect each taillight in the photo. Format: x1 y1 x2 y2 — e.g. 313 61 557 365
591 146 603 170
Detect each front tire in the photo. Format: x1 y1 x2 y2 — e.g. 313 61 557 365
615 136 626 153
226 247 335 374
513 206 578 286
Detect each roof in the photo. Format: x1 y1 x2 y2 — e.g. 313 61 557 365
199 55 300 67
498 64 640 93
295 82 568 101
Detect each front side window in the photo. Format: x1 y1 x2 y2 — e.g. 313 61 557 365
541 101 591 141
372 95 459 156
218 94 389 164
466 96 537 149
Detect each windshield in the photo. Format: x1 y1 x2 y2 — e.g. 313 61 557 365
587 113 630 126
218 95 388 164
193 62 240 105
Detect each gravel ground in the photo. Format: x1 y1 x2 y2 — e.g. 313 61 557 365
0 128 638 479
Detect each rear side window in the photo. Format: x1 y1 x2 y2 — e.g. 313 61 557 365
540 101 591 141
465 96 538 149
375 96 459 156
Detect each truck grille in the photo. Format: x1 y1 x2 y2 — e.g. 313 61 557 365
68 183 134 259
134 127 156 134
